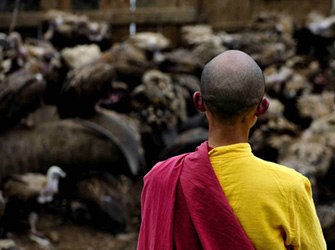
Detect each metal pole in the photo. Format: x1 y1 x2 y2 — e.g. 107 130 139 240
129 0 136 35
9 0 20 33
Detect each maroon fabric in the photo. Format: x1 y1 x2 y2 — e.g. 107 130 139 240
174 181 203 250
137 141 254 250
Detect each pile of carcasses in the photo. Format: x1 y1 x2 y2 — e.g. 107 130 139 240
1 9 335 245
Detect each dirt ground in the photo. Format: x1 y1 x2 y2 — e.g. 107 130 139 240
1 178 143 250
8 215 139 250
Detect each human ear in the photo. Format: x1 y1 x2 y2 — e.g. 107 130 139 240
255 98 269 117
193 91 206 112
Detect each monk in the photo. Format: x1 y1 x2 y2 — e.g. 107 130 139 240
137 50 326 250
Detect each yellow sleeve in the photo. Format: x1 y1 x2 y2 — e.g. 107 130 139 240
291 177 326 250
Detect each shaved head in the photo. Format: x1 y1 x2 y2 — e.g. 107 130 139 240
200 50 265 122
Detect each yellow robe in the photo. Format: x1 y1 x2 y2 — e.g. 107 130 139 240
209 143 326 250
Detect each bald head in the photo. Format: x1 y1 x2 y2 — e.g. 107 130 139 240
200 50 265 122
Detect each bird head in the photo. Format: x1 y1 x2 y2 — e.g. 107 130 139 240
47 166 66 180
37 166 66 204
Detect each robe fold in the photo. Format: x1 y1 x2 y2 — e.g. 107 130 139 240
137 141 254 250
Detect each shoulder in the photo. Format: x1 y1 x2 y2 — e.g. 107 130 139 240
254 157 311 193
255 156 306 179
144 153 189 183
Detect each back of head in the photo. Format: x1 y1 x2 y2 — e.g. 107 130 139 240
200 50 265 123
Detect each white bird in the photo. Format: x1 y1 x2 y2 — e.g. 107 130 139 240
0 166 66 235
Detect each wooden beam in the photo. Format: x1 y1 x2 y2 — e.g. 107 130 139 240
40 0 58 10
0 7 198 29
204 0 252 28
41 0 72 10
59 0 72 10
211 21 251 31
82 7 198 24
100 0 130 9
253 0 330 21
100 0 114 9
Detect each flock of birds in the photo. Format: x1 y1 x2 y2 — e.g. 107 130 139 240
0 8 335 247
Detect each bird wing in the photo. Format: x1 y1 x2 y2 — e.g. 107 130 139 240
3 174 47 201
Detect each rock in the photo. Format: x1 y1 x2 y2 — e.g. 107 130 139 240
0 239 16 249
29 234 52 248
47 231 60 244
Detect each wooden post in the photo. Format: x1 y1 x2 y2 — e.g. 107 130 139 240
100 0 114 9
100 0 130 9
252 0 330 22
204 0 252 29
59 0 72 10
40 0 72 10
40 0 58 10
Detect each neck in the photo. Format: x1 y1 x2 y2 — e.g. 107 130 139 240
46 176 57 188
207 116 251 148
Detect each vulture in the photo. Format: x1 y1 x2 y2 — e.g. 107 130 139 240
23 38 64 104
307 12 335 39
317 204 335 245
302 113 335 154
293 12 335 68
181 25 226 65
131 70 187 129
249 116 300 162
0 33 23 83
107 43 152 86
0 61 47 131
159 127 209 160
190 35 227 65
181 25 214 47
158 49 203 76
75 173 127 234
265 66 295 93
61 44 101 70
277 140 333 179
57 59 115 118
43 10 111 49
96 81 132 114
126 32 171 52
296 92 335 120
0 166 66 235
252 12 295 36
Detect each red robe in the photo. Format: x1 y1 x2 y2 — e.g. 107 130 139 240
137 141 254 250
